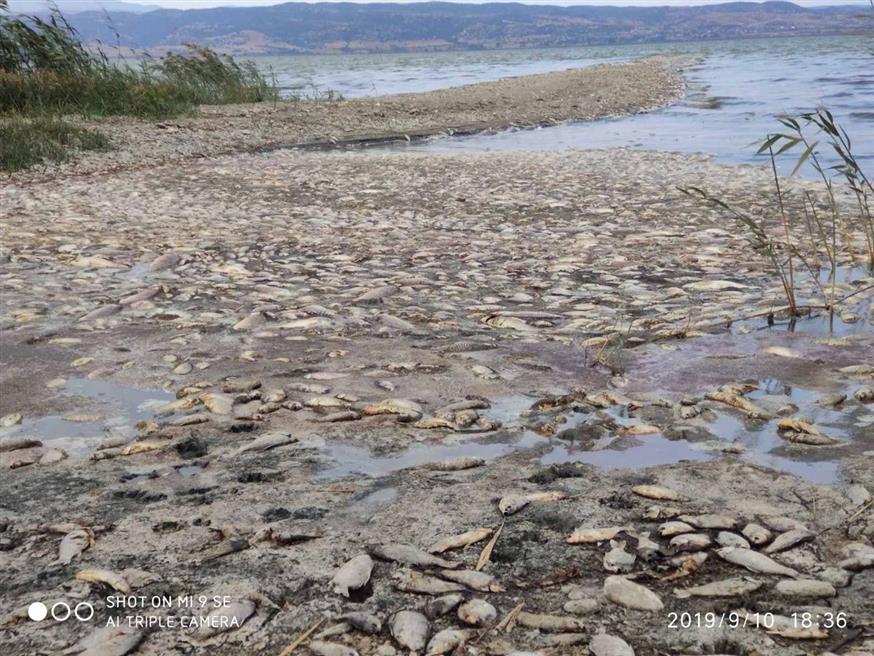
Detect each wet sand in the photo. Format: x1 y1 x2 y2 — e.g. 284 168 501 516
1 62 873 656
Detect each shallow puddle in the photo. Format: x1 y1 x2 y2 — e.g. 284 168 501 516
315 374 869 484
0 378 174 458
730 266 872 337
315 432 544 480
541 435 713 470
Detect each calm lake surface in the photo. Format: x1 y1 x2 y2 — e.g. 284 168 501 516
258 35 874 170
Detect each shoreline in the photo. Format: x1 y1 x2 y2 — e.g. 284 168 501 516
5 56 688 183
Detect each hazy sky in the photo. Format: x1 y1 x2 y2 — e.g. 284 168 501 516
147 0 870 5
28 0 874 8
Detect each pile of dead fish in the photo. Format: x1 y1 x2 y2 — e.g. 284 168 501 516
304 479 873 656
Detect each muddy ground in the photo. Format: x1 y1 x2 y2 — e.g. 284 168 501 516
1 64 873 656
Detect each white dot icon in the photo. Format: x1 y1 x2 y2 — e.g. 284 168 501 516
28 602 48 622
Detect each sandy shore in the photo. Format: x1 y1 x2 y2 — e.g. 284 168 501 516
1 57 873 656
7 56 685 183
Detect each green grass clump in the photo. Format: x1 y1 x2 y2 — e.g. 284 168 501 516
0 6 278 171
0 116 110 172
0 9 278 117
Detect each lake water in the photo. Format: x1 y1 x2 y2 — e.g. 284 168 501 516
259 35 874 171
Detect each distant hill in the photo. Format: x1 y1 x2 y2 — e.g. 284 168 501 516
55 2 874 55
8 0 161 14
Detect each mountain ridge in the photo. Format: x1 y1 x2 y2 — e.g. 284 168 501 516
58 1 874 55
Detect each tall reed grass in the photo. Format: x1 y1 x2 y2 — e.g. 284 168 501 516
1 6 279 170
681 109 874 329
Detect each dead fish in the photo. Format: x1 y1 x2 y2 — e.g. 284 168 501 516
414 417 457 430
199 536 249 562
663 553 707 582
516 611 584 633
679 514 737 529
840 542 874 570
528 490 569 504
716 531 750 549
305 395 348 409
120 440 165 456
624 424 660 436
567 526 627 544
854 385 874 403
0 438 42 452
71 625 144 656
763 346 801 359
149 252 181 272
634 532 662 560
423 593 464 619
233 312 265 332
759 515 807 532
379 314 420 333
309 642 359 656
670 533 712 552
499 490 566 515
705 387 771 420
424 456 485 471
289 382 330 394
393 569 465 595
361 398 423 421
498 494 529 516
428 527 492 553
356 285 399 303
715 547 799 578
457 599 497 626
437 568 504 592
642 505 681 520
79 304 122 322
604 541 636 573
56 528 93 565
75 568 131 594
470 364 499 380
631 485 681 501
603 575 663 611
483 315 532 331
589 633 634 656
72 255 127 269
435 399 490 417
762 529 815 554
193 599 255 640
316 410 361 423
119 287 159 306
390 610 430 652
368 543 459 569
741 523 772 546
201 392 233 415
332 554 373 598
674 577 762 599
426 628 470 656
342 611 382 634
775 579 836 598
234 431 297 455
776 418 841 446
658 521 694 537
